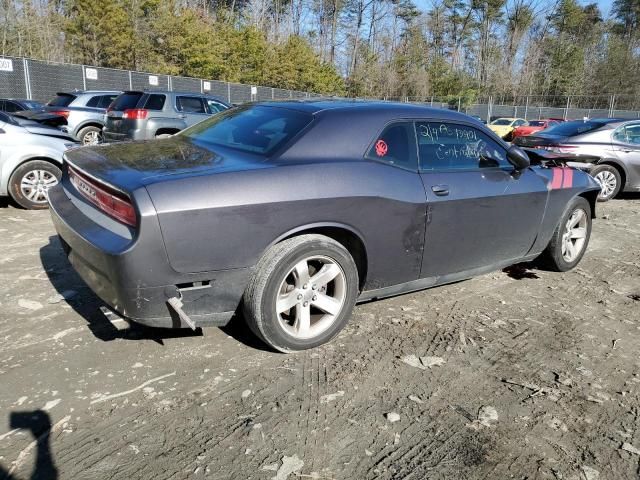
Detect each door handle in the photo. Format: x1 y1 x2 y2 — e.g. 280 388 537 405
431 185 449 196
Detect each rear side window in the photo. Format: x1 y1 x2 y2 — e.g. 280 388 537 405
543 121 604 137
417 122 509 171
47 94 76 107
86 96 102 107
177 96 206 113
110 92 143 111
4 101 20 112
182 105 312 155
144 94 166 110
366 123 417 171
98 95 118 108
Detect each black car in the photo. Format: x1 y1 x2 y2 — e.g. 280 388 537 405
48 101 600 352
0 98 44 113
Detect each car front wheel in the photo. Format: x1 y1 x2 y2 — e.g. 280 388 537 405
591 164 621 202
540 196 592 272
243 234 359 353
8 160 61 210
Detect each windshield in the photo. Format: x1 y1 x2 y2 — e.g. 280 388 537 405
542 121 605 137
47 94 76 107
491 119 512 126
528 121 545 127
182 105 313 156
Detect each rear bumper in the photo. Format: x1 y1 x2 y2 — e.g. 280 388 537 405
48 182 248 328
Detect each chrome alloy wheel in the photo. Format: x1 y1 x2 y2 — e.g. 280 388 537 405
20 170 58 204
561 208 588 262
83 130 101 145
276 255 347 340
594 170 617 199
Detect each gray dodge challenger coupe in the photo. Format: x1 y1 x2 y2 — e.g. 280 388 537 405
48 101 601 352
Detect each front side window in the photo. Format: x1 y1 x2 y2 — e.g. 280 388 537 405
613 124 640 145
182 105 313 156
491 118 512 126
98 95 118 108
177 96 206 114
4 101 20 112
207 100 227 113
416 122 510 171
366 122 417 171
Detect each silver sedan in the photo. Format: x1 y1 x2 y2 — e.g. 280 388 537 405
0 112 77 209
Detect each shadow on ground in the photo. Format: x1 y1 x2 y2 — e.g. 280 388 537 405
38 235 271 350
503 263 540 280
0 410 58 480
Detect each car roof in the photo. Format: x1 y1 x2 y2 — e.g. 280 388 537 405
251 99 480 122
1 98 36 103
56 91 121 96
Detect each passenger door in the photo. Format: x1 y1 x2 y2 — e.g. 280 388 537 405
612 122 640 183
417 121 548 278
175 96 209 127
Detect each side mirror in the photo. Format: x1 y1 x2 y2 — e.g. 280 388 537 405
507 145 530 170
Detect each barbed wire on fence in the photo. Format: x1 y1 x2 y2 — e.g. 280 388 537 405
1 55 639 120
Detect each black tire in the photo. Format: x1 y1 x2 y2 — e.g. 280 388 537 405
77 125 103 145
591 164 622 202
539 196 592 272
8 160 61 210
243 234 359 353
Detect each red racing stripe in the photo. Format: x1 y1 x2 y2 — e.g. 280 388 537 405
550 168 563 190
561 168 573 188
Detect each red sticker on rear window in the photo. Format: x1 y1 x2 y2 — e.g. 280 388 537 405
375 139 388 157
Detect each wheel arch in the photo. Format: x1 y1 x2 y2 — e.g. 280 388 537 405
271 223 369 291
596 158 627 189
74 121 105 137
578 189 598 219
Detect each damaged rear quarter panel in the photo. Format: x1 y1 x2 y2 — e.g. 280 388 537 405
145 160 427 290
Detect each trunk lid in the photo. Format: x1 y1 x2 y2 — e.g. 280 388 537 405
63 137 273 192
513 133 566 148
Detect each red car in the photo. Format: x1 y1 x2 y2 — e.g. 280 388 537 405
512 119 563 139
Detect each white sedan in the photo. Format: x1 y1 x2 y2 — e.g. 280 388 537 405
0 112 77 209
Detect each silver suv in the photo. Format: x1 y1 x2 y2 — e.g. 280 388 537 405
45 91 121 145
103 91 229 142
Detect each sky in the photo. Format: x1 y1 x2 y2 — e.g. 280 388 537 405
412 0 615 18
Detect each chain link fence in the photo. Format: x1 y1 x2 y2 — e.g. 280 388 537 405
1 55 639 120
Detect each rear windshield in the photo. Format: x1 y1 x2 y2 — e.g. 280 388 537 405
110 92 143 111
47 94 76 107
182 105 313 155
542 121 605 136
22 100 43 109
528 121 545 127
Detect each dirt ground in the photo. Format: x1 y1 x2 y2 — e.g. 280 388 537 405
0 194 639 480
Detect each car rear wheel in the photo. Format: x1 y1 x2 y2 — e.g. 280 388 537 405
540 196 592 272
243 234 359 353
591 164 621 202
78 126 103 145
8 160 61 210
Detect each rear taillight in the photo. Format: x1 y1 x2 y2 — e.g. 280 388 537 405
50 110 70 118
123 109 148 120
549 144 578 154
68 166 137 227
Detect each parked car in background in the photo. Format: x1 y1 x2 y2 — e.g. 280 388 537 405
488 117 527 140
49 101 600 352
512 119 563 139
0 98 44 113
45 91 120 145
0 112 77 209
513 118 640 201
103 90 230 142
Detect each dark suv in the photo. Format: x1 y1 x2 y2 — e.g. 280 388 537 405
103 91 229 142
